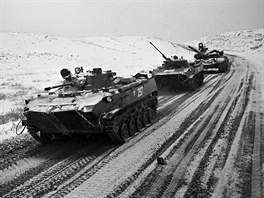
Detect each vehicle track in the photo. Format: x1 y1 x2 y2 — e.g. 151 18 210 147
127 55 262 198
38 83 220 198
47 91 219 198
118 56 239 197
1 139 116 197
0 75 216 197
1 65 224 198
0 137 97 196
250 58 264 198
55 59 237 198
1 55 262 198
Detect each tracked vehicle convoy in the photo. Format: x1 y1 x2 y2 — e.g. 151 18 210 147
22 67 158 143
150 42 204 91
188 43 229 73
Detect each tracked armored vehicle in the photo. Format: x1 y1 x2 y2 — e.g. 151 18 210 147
188 43 229 73
150 42 204 91
22 67 158 143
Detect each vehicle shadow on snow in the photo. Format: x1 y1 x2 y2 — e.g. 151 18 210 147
24 133 114 160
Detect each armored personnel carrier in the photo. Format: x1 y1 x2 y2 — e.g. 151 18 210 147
150 42 204 91
22 67 158 143
188 43 229 73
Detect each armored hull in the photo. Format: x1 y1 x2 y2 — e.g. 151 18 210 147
189 45 229 73
152 59 204 91
200 56 229 72
22 69 158 143
150 42 204 91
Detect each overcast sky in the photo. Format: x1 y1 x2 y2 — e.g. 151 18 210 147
1 0 263 43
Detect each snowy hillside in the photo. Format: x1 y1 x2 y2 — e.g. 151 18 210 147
1 33 182 85
187 29 264 56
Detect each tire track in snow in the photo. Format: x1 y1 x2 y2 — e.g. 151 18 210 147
127 55 258 198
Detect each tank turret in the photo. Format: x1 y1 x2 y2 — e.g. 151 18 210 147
43 67 116 93
150 42 204 91
188 44 229 72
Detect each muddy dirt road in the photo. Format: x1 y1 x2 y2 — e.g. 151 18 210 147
0 55 263 198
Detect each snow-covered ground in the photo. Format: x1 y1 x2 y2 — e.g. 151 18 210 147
0 29 263 142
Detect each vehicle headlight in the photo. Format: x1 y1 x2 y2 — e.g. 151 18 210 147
79 105 93 112
106 96 113 103
79 79 86 86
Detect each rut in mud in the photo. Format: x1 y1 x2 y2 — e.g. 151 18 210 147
0 55 263 198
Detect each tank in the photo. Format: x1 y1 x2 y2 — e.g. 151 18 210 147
22 67 158 143
188 43 229 73
150 42 204 91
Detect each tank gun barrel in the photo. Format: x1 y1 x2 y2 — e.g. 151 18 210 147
188 45 204 55
44 82 73 91
150 42 170 60
188 45 208 59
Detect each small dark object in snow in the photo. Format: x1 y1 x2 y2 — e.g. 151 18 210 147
7 149 13 154
157 156 166 165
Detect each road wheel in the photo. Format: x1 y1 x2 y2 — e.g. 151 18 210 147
155 77 163 89
142 111 149 126
119 122 129 142
28 127 53 143
199 73 204 87
105 118 124 143
189 77 198 91
148 108 155 123
128 118 136 136
218 62 227 72
136 114 143 131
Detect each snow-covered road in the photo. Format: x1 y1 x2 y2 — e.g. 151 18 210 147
0 54 263 198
